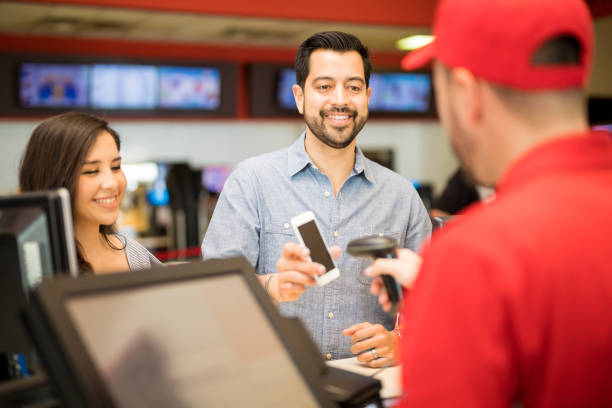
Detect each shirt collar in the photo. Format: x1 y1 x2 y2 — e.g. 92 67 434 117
497 130 612 194
287 132 312 176
287 131 376 183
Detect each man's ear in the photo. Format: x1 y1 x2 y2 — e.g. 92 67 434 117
449 67 483 129
292 84 304 114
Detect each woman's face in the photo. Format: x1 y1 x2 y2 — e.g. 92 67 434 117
74 131 126 229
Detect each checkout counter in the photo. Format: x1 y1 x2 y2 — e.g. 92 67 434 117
1 257 401 407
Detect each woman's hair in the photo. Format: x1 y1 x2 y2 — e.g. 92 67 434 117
19 112 123 273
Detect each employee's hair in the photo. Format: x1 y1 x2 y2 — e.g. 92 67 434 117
19 112 123 273
294 31 372 89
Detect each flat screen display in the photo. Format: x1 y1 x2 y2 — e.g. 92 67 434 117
368 72 431 112
90 64 158 109
65 274 319 407
19 63 89 108
202 165 231 194
159 66 220 109
275 69 431 113
276 68 297 111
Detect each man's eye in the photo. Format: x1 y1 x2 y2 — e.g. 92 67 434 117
318 84 331 90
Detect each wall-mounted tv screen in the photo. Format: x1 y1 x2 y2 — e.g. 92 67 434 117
159 66 221 110
368 73 431 112
90 64 158 109
274 69 432 114
19 63 89 108
276 68 297 111
202 165 231 194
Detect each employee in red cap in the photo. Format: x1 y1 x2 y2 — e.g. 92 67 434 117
365 0 612 406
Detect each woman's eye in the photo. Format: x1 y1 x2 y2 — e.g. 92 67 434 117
82 170 98 175
111 165 122 171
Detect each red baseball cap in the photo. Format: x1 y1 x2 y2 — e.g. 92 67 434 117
402 0 593 89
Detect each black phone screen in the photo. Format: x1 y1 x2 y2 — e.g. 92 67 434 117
297 220 335 271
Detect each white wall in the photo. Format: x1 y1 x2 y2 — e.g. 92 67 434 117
0 119 457 196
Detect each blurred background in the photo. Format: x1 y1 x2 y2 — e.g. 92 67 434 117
1 0 611 262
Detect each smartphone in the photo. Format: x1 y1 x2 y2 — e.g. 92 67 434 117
290 211 340 286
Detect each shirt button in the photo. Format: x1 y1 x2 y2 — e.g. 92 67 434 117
283 223 290 229
328 312 334 319
326 353 332 360
333 231 339 237
324 191 331 197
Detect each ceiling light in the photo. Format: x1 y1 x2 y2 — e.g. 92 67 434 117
396 35 434 51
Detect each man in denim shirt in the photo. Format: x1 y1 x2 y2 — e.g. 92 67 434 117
202 31 431 365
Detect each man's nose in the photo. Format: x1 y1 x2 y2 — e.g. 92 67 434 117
330 86 349 106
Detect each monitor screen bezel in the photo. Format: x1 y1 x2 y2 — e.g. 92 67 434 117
0 188 78 277
25 257 335 407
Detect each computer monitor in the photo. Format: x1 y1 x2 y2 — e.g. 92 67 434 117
23 258 335 407
0 188 78 370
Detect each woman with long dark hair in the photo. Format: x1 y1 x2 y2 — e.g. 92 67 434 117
19 112 161 274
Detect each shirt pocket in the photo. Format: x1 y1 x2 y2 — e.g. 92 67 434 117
355 227 402 286
261 217 296 275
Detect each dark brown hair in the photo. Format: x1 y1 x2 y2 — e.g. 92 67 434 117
294 31 372 89
19 112 122 273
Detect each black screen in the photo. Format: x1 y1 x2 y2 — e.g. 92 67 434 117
297 221 335 271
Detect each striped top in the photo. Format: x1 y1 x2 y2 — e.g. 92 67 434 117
117 235 163 271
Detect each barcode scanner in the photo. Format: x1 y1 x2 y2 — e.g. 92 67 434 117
346 235 401 315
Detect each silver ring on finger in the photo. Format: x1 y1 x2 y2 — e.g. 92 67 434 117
370 348 380 359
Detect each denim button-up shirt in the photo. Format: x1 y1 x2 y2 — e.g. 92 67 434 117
202 133 431 359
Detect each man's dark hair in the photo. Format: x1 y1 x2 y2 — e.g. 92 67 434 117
294 31 372 88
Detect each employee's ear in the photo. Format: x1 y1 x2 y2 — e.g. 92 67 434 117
292 84 304 114
449 67 483 129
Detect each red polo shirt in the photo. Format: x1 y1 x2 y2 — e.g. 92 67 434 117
399 131 612 407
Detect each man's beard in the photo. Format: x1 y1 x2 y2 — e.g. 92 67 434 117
304 107 368 149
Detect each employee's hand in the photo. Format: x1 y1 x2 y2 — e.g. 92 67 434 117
267 242 341 303
365 248 422 312
343 322 398 368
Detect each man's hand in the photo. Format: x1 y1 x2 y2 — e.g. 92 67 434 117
265 242 341 303
365 248 422 312
342 322 398 368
